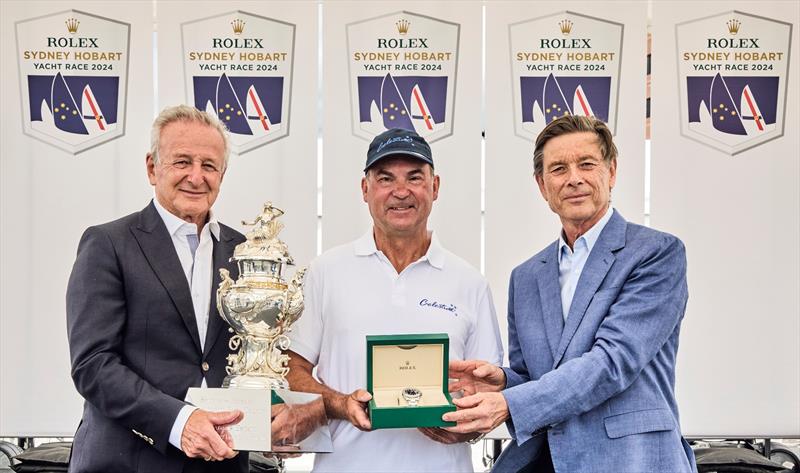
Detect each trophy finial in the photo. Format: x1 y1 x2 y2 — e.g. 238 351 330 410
242 201 285 240
235 202 292 262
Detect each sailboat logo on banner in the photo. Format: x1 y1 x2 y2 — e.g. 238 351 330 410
519 74 611 127
356 73 448 136
27 73 119 137
686 74 778 137
676 11 791 154
193 74 284 137
510 12 623 140
348 11 459 143
16 10 130 154
182 11 295 154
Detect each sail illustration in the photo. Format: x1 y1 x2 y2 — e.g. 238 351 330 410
246 85 272 132
82 84 108 133
739 84 765 133
542 74 572 123
410 84 435 131
708 73 747 136
51 72 88 135
379 73 415 131
572 85 594 117
215 73 252 135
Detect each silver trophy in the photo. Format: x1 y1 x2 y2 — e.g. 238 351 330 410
188 203 332 456
217 202 306 390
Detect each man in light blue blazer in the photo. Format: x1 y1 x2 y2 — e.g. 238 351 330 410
443 115 696 472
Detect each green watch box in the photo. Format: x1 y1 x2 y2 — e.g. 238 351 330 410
366 333 456 429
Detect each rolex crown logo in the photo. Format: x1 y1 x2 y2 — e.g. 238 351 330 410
396 19 410 35
559 19 573 36
726 19 741 35
231 18 245 35
65 18 80 34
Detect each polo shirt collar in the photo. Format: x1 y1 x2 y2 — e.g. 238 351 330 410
354 229 445 270
152 197 220 240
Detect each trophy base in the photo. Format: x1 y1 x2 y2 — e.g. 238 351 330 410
223 374 289 390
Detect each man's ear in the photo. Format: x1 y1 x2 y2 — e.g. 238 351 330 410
146 153 157 185
608 158 617 190
535 173 548 201
361 175 369 202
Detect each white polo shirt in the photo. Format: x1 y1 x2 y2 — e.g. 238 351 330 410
289 230 503 473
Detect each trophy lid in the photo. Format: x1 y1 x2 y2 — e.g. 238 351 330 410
233 202 295 264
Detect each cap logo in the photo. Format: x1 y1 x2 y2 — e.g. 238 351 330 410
376 135 413 154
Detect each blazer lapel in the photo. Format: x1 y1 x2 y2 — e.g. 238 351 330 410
131 202 202 354
203 225 240 358
553 211 626 367
536 242 564 361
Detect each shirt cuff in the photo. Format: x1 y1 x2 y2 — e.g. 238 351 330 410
169 404 198 450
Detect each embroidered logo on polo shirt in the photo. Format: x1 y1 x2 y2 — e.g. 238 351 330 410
419 298 458 316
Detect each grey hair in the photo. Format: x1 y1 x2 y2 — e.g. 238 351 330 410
533 115 617 177
149 105 231 169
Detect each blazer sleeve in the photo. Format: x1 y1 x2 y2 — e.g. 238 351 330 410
503 266 531 389
502 234 688 446
66 226 186 455
501 265 532 440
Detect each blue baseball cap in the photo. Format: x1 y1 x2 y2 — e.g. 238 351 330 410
365 128 433 172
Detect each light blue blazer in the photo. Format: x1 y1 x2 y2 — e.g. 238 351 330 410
494 211 696 473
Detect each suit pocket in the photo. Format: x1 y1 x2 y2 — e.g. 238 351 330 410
604 408 676 439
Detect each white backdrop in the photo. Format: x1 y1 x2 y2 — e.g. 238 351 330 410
1 0 798 441
651 1 800 437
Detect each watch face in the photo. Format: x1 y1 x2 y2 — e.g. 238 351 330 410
402 387 422 406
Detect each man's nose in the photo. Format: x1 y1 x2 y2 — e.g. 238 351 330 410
392 180 411 197
566 166 584 186
185 162 205 185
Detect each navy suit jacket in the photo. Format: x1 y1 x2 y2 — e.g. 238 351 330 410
495 211 696 473
66 202 248 473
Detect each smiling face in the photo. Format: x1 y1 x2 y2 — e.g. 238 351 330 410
361 156 439 240
536 131 616 234
146 120 226 226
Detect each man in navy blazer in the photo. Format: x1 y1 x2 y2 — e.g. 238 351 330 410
66 106 248 473
444 116 696 472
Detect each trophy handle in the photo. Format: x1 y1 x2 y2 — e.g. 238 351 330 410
283 267 307 321
217 269 244 332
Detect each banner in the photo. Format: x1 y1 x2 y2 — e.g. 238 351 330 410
16 9 130 154
182 11 295 153
347 10 459 143
510 11 623 139
676 10 792 154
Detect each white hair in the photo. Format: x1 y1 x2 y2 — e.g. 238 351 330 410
149 105 230 169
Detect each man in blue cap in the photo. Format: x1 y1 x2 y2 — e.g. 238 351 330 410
285 128 503 472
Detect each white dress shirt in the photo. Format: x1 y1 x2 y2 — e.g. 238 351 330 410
152 198 220 451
